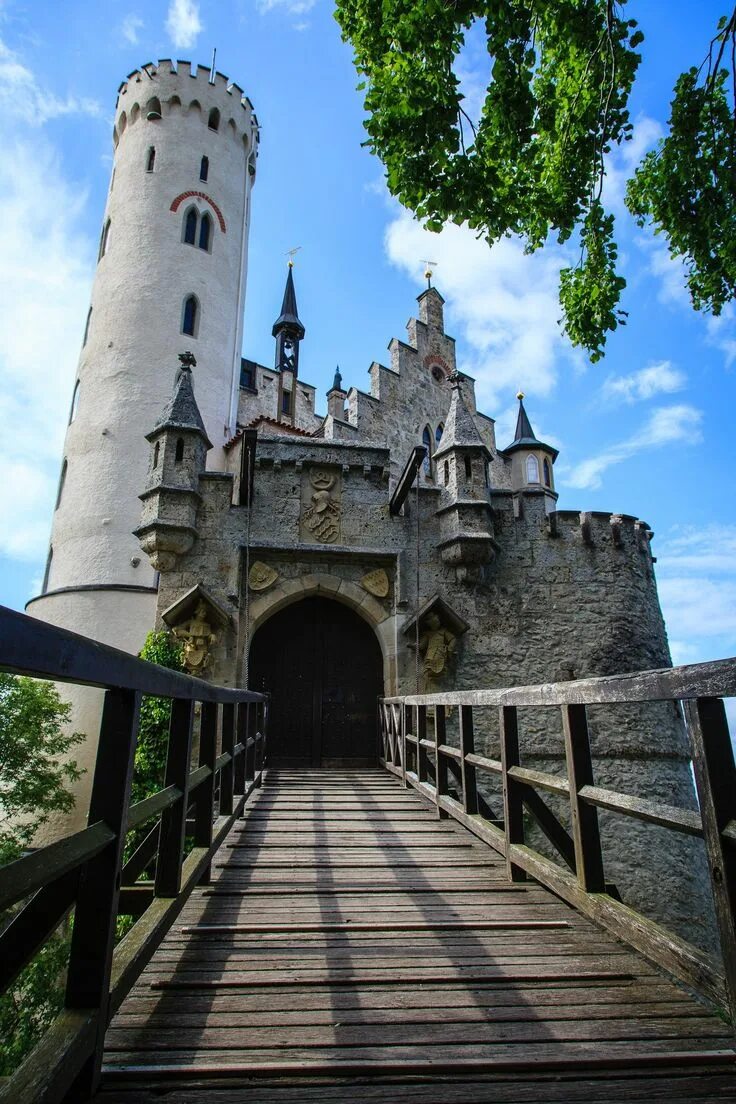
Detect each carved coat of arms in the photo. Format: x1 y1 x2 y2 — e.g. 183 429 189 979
302 468 341 544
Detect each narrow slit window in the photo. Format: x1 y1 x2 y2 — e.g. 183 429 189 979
422 426 432 475
444 460 449 486
543 458 551 488
55 459 67 510
153 441 160 469
69 380 81 424
175 437 184 462
98 218 111 260
83 306 92 347
182 295 198 337
200 155 209 181
199 213 211 251
146 146 156 172
464 456 472 481
184 207 197 245
435 423 444 447
42 547 53 595
281 389 292 415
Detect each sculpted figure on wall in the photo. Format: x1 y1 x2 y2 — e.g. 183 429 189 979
173 600 217 674
419 612 457 687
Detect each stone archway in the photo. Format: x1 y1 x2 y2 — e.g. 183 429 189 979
249 595 384 767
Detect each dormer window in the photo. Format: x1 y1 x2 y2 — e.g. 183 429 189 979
526 455 540 484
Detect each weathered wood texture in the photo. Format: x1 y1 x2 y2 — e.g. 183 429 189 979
97 770 736 1102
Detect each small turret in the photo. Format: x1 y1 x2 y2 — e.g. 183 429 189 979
135 352 211 571
272 263 305 377
504 392 558 512
327 365 346 420
434 372 496 582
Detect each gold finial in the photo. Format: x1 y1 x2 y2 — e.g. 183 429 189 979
285 245 302 268
517 391 525 401
421 259 438 289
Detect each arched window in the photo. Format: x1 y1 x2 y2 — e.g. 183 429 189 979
543 458 552 488
83 306 92 347
200 155 209 181
42 546 53 595
208 107 220 131
526 455 540 483
444 460 449 486
69 380 81 424
184 207 197 245
435 423 444 447
182 295 198 337
464 455 472 481
422 426 432 476
146 96 162 120
146 146 156 172
175 437 185 462
98 218 111 260
55 459 67 510
153 441 160 469
198 212 211 251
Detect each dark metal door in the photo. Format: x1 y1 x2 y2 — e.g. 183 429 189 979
249 597 383 766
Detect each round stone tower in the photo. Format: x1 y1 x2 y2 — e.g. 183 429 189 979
27 60 258 830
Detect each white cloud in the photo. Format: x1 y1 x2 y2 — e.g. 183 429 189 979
258 0 318 12
706 302 736 368
0 38 102 124
563 404 702 490
121 14 144 45
602 360 686 404
385 208 577 410
165 0 202 48
0 42 96 563
603 115 663 212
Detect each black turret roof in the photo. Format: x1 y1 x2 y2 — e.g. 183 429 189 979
272 265 305 339
504 395 558 460
148 356 212 448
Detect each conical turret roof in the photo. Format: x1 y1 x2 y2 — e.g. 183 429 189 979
504 394 558 460
272 265 305 339
434 375 491 460
148 355 212 448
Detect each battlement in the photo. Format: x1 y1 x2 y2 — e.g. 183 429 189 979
113 59 259 150
547 509 653 554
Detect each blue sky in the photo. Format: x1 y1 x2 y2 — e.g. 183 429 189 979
0 0 734 701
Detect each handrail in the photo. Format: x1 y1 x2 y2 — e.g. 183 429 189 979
379 656 736 1029
0 604 268 1104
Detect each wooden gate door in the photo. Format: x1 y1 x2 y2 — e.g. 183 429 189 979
249 597 383 766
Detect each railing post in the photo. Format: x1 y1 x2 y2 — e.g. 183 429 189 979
65 687 141 1099
500 705 526 882
562 703 605 893
435 705 449 819
234 701 247 796
194 700 217 885
684 696 736 1021
417 705 428 783
401 704 410 786
220 701 235 814
244 702 256 784
459 706 478 815
155 698 195 897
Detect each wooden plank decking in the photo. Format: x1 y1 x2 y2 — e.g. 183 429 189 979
97 769 736 1102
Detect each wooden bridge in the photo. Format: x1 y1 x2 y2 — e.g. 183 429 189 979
1 604 736 1102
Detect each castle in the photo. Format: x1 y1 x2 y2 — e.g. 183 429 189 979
27 60 712 945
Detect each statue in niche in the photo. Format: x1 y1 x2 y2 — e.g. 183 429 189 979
303 468 341 544
418 613 457 686
173 600 217 674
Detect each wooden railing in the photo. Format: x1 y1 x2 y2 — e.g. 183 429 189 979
380 660 736 1025
0 605 267 1104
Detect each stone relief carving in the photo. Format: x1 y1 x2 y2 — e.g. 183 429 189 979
418 612 457 686
361 568 390 598
248 561 279 592
173 600 217 674
301 467 341 544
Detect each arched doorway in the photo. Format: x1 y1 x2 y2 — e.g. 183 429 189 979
249 596 383 766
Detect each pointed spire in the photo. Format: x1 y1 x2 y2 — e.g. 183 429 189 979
504 391 558 459
330 365 343 393
272 265 305 339
149 352 212 447
434 372 490 460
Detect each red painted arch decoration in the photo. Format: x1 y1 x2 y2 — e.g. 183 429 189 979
170 191 226 233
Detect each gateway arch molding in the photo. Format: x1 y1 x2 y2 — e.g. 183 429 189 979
245 572 397 689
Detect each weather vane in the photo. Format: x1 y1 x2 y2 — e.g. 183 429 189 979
421 259 438 289
285 246 302 268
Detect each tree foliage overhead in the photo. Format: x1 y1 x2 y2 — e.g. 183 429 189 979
335 0 736 362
